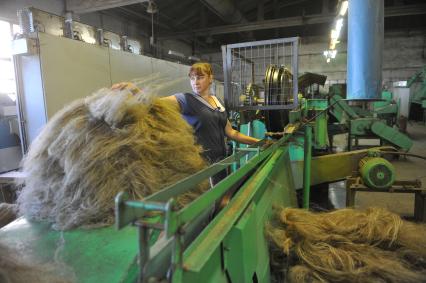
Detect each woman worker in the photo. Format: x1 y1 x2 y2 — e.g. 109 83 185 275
164 62 259 158
164 62 259 185
114 62 260 185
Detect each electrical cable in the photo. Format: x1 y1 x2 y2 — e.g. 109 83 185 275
377 151 426 161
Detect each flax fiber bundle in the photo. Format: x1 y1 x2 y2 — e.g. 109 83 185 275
267 207 426 283
17 88 207 230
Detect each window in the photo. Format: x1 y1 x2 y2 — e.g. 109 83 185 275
0 20 19 101
0 19 22 173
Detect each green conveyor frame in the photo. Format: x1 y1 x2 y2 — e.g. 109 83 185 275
0 136 297 283
0 130 394 282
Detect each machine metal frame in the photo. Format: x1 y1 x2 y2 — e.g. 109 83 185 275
222 37 299 111
115 137 295 283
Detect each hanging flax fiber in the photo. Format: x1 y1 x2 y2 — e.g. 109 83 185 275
267 207 426 283
17 87 207 230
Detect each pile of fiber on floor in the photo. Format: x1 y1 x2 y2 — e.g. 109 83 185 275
17 87 207 230
267 207 426 283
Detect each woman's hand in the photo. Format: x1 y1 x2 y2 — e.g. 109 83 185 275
111 82 141 95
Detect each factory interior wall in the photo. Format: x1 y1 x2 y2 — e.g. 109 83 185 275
0 1 193 59
78 12 194 60
0 0 64 23
206 30 426 89
1 1 423 90
78 12 151 48
298 31 426 86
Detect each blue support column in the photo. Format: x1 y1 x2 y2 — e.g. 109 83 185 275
347 0 384 100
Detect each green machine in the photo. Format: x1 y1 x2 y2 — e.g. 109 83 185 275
0 134 299 283
0 122 394 282
0 29 409 282
407 66 426 122
329 94 412 151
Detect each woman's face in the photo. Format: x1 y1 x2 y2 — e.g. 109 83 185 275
190 72 212 95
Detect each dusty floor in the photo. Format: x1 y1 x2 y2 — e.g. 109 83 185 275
329 121 426 217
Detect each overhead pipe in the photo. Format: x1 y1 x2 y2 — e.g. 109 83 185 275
347 0 384 100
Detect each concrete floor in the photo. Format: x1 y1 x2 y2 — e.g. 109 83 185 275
329 121 426 218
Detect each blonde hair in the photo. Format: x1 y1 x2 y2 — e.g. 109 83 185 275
188 62 213 77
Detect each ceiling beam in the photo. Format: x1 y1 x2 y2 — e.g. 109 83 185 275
158 4 426 40
66 0 149 14
120 8 216 51
118 7 171 30
384 4 426 17
159 13 334 39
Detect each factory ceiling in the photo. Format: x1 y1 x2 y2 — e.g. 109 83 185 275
68 0 426 53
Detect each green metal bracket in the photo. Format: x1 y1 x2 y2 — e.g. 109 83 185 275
115 192 172 230
303 125 312 208
304 99 328 111
303 99 328 148
289 109 302 124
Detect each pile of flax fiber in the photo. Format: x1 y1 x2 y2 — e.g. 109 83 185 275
267 207 426 283
17 87 207 230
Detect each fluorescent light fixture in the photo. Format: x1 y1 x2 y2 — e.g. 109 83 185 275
335 18 343 34
324 49 338 61
393 81 407 87
329 38 339 49
188 55 200 61
331 29 339 40
168 50 185 58
339 0 348 16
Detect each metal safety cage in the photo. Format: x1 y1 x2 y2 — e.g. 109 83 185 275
222 37 299 111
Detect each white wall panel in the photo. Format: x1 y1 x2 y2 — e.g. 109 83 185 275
38 32 111 118
109 49 153 83
152 59 192 97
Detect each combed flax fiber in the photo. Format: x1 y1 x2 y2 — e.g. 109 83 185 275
17 88 207 230
267 207 426 283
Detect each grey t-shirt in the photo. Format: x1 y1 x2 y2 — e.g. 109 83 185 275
174 93 228 163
